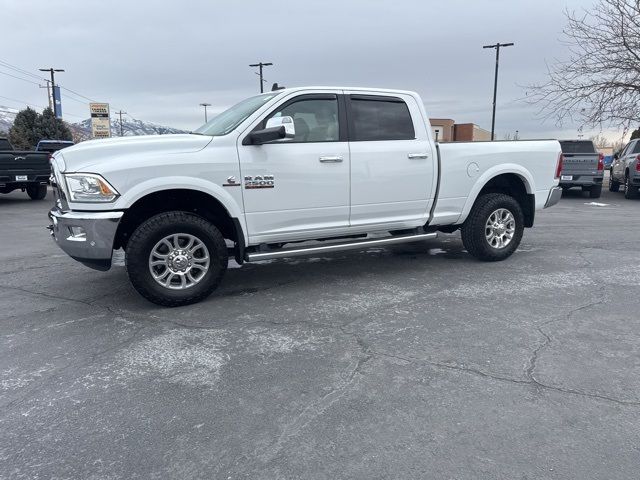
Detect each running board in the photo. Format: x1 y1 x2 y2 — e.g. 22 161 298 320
245 232 437 262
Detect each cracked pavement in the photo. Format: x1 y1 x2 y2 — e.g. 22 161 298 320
1 180 640 479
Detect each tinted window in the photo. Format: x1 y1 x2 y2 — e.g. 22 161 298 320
268 97 339 143
559 141 596 154
0 138 12 150
632 142 640 154
350 97 415 141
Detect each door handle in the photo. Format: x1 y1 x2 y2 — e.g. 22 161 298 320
408 153 429 159
319 155 344 163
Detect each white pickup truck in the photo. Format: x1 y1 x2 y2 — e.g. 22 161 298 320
48 86 562 306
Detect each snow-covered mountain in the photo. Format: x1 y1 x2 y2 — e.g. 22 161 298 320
0 106 18 134
70 117 187 141
0 106 187 140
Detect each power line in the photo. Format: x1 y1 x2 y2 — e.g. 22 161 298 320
0 59 47 81
0 69 41 86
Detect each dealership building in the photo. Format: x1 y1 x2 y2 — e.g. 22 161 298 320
429 118 492 142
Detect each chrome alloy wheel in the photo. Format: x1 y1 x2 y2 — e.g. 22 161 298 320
148 233 210 290
484 208 516 249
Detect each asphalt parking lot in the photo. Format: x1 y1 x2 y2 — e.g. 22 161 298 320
1 178 639 480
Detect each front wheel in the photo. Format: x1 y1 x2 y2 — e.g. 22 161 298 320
125 211 228 306
624 176 639 199
27 185 47 200
461 193 524 262
609 175 620 192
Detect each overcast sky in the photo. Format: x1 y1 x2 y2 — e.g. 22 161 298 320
1 0 614 140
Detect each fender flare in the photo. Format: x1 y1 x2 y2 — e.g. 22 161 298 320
458 164 535 224
119 176 248 244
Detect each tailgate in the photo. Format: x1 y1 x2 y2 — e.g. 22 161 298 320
0 152 51 182
561 153 599 175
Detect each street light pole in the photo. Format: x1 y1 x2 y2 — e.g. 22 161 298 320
482 43 514 141
39 67 64 112
249 62 273 93
199 103 211 122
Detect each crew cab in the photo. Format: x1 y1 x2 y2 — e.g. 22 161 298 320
48 87 562 306
0 137 50 200
609 138 640 199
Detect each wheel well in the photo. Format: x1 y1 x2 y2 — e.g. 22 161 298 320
114 189 238 250
477 174 535 227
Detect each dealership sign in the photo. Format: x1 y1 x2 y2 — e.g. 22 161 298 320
89 103 111 138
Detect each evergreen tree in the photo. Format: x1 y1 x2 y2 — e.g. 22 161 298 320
8 107 39 149
35 107 73 142
631 127 640 140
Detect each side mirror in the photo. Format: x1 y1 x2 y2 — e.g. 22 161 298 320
248 126 286 145
613 152 620 160
266 116 295 138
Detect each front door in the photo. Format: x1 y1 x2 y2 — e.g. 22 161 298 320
238 92 350 244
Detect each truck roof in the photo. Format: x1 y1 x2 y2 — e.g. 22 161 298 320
265 86 419 97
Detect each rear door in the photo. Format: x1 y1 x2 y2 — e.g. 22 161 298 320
559 140 599 181
345 92 434 227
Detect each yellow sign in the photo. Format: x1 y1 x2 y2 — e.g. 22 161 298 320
89 103 111 139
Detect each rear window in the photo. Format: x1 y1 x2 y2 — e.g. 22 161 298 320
0 139 12 150
350 96 415 141
37 142 73 152
559 141 596 154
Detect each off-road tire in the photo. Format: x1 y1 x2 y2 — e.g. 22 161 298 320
624 176 639 199
589 185 602 199
126 211 228 307
27 185 47 200
609 175 620 192
461 193 524 262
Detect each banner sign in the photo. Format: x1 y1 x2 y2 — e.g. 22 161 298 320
89 103 111 139
52 86 62 119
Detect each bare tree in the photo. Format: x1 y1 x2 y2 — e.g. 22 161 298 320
527 0 640 131
589 133 610 147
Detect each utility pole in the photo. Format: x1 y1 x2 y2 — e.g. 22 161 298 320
39 67 64 111
482 42 514 141
249 62 273 93
199 103 211 122
39 81 52 110
114 110 127 136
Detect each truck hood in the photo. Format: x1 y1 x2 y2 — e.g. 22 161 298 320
59 134 213 172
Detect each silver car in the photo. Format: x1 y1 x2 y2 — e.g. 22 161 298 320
609 139 640 199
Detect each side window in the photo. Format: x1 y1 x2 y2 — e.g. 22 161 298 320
267 97 339 143
350 96 415 141
632 141 640 154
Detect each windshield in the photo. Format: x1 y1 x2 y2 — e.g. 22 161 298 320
193 93 280 136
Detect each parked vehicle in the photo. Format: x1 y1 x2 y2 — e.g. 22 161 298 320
609 139 640 199
558 140 604 198
0 137 51 200
48 86 562 306
35 139 74 153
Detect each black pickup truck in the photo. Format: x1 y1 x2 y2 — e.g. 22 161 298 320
0 137 51 200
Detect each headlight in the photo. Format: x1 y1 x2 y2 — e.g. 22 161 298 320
64 174 119 202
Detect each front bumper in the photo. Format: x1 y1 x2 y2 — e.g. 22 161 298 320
544 186 562 208
48 207 123 271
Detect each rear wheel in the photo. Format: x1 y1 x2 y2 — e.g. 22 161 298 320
609 174 620 192
26 185 47 200
125 211 228 306
624 176 639 199
461 193 524 262
589 185 602 198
